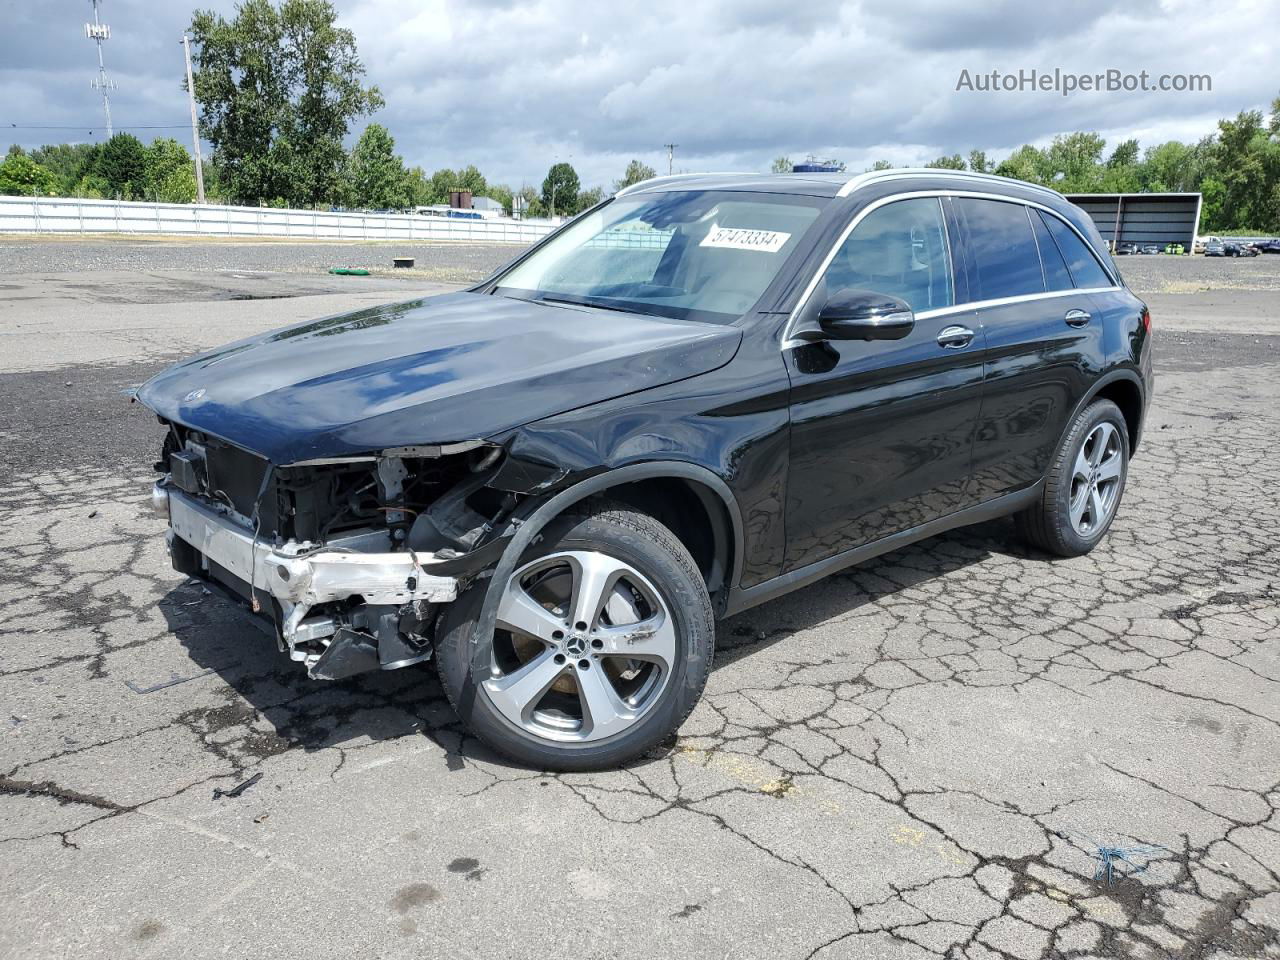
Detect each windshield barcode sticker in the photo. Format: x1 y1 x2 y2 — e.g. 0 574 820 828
699 224 791 253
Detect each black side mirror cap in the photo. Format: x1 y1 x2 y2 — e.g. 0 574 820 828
796 288 915 342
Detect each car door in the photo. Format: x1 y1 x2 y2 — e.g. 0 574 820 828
783 195 985 571
957 198 1111 503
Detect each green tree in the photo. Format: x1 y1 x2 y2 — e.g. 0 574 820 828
0 153 58 195
96 133 147 198
142 138 197 203
456 164 487 196
1107 138 1140 169
576 186 604 212
967 150 989 174
343 123 409 208
189 0 383 207
868 159 893 171
994 144 1049 184
770 155 792 174
615 158 657 192
925 154 966 170
1045 132 1106 192
541 162 579 217
30 143 101 194
483 183 515 216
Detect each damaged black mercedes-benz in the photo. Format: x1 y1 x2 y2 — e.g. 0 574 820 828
138 170 1151 770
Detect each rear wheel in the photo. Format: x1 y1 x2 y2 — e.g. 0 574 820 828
435 502 714 771
1016 399 1129 557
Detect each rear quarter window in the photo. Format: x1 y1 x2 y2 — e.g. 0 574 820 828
956 198 1046 301
1038 211 1113 289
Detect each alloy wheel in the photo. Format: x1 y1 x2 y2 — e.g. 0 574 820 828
483 550 677 743
1069 421 1123 536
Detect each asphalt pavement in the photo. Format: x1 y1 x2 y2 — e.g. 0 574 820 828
1 241 1277 960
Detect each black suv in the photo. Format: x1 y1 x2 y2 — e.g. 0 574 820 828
139 170 1153 769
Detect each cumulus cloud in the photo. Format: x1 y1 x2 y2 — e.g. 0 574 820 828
1 0 1275 190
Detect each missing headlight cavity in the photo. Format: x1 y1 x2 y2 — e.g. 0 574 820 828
156 424 522 678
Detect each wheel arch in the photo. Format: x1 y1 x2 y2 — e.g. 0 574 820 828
465 461 745 678
1062 369 1146 456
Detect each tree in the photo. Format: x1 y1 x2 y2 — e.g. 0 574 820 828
615 159 657 192
456 164 487 196
30 143 101 194
0 153 58 196
189 0 383 207
343 123 409 209
925 154 966 170
1107 138 1140 169
1044 132 1106 192
541 162 579 217
576 186 604 212
967 150 989 174
770 155 793 174
994 144 1049 185
96 133 147 198
142 138 197 203
868 160 893 171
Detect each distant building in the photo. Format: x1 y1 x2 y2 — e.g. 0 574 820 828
1065 192 1202 253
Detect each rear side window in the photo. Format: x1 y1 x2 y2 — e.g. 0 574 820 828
1030 212 1074 291
956 198 1047 301
824 197 954 313
1038 211 1113 288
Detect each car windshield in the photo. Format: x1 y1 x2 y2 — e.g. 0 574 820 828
494 190 826 323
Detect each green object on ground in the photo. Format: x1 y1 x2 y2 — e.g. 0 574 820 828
328 267 370 276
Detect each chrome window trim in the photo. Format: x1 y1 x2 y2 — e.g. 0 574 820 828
780 189 1120 349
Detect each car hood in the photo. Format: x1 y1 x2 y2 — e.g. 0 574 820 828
136 292 741 464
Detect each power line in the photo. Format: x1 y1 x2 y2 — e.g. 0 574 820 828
5 123 191 130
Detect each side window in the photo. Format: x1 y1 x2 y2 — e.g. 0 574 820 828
1030 210 1074 291
956 198 1045 301
1038 211 1113 289
824 197 953 313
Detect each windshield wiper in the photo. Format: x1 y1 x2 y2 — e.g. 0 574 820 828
535 295 647 316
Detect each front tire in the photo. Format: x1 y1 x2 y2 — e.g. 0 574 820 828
1016 399 1130 557
435 501 714 771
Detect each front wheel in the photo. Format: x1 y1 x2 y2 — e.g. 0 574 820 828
435 502 714 771
1016 398 1130 557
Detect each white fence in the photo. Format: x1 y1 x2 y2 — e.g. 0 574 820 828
0 196 557 244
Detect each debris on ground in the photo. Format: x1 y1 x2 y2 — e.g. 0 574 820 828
213 771 263 801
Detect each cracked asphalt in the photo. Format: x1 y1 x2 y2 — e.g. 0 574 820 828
1 242 1278 960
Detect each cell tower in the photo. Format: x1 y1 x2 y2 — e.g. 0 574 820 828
85 0 116 137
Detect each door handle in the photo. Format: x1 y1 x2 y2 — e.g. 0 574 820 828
1064 308 1092 327
936 325 975 349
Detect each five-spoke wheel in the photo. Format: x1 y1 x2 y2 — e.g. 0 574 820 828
1017 398 1130 557
434 503 715 771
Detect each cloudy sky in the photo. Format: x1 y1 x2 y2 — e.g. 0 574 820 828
2 0 1276 190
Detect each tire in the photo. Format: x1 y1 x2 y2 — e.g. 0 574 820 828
435 501 715 771
1016 399 1130 557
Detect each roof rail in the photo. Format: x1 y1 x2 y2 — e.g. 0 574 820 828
837 167 1065 200
615 172 759 197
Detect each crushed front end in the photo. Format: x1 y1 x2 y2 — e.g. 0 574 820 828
150 424 518 680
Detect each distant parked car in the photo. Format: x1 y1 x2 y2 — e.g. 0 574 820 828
1224 241 1259 257
1195 235 1220 254
1252 238 1280 254
1204 240 1226 257
1164 243 1185 255
1141 244 1162 255
1115 241 1139 256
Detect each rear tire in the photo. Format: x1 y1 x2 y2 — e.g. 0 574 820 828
1016 399 1130 557
435 501 714 771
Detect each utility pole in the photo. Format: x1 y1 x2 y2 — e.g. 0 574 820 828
85 0 116 138
181 34 206 203
664 143 678 176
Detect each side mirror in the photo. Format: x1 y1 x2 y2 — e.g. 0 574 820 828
805 288 915 342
